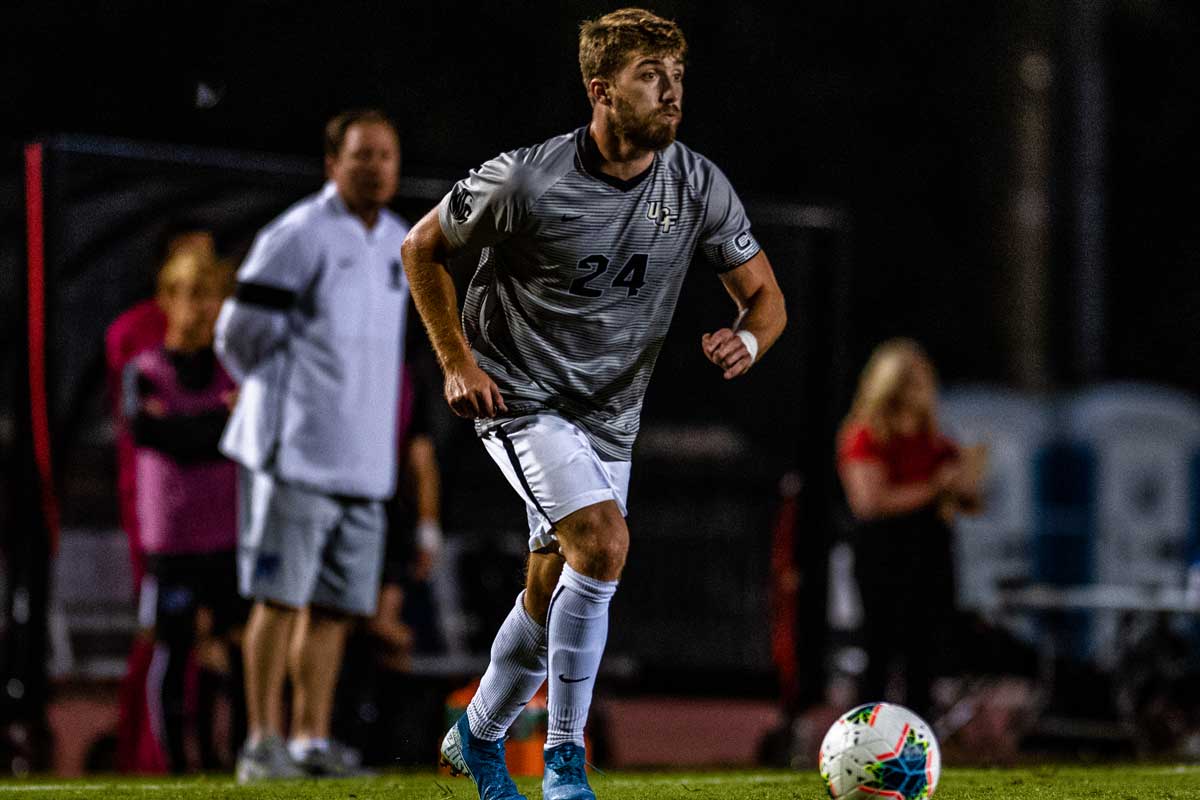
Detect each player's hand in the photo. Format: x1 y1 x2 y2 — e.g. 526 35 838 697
444 358 508 419
701 328 753 380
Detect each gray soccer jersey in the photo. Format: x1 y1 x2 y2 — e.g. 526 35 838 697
438 127 761 460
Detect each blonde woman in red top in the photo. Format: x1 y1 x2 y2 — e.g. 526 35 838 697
837 338 982 717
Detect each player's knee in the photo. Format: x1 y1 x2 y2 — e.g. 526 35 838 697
562 503 628 580
587 534 627 580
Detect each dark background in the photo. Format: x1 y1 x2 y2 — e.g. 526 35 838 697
1 0 1199 753
3 0 1198 400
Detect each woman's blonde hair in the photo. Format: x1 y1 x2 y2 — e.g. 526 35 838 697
156 249 233 298
842 338 939 443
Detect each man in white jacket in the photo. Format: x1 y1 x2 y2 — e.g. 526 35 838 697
215 109 411 782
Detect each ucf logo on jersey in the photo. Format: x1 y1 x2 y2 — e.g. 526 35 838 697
645 201 677 234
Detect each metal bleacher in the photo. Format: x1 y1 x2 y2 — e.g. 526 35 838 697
942 381 1200 661
1061 383 1200 666
48 527 136 681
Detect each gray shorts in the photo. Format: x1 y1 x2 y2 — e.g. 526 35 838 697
236 467 385 616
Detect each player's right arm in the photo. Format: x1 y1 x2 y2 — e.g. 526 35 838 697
401 210 507 419
214 220 317 381
404 152 528 419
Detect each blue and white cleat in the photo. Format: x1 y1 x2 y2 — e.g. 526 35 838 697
439 714 527 800
542 742 596 800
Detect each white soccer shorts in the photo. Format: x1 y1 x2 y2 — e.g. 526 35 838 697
481 413 631 552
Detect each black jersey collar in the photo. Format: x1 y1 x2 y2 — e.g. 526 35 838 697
575 126 655 192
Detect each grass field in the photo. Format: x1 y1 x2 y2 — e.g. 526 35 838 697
1 766 1198 800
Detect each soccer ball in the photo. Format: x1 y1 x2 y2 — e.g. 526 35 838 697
818 703 941 799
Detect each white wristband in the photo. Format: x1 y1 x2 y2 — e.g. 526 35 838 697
735 330 759 363
416 519 442 553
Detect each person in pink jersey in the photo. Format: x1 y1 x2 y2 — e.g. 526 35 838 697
106 224 216 774
107 226 216 596
125 246 248 772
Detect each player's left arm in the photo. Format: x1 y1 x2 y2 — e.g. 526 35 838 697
701 250 786 380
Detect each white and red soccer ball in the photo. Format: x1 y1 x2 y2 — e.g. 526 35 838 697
818 702 941 799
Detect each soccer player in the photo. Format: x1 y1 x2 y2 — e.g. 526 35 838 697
401 9 786 800
215 109 410 781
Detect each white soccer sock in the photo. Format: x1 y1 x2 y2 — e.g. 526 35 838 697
545 564 618 749
466 591 548 741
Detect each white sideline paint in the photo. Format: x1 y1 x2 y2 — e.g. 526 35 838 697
0 784 238 793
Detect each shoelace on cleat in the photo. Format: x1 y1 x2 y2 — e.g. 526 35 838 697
547 749 589 783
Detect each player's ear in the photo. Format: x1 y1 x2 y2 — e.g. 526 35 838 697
324 153 337 179
589 78 613 107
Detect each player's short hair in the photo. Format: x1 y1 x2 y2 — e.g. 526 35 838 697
324 109 400 158
578 8 687 90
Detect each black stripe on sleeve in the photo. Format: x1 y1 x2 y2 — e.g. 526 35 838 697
496 426 554 526
235 281 296 311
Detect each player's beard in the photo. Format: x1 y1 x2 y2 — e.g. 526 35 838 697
612 93 680 151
